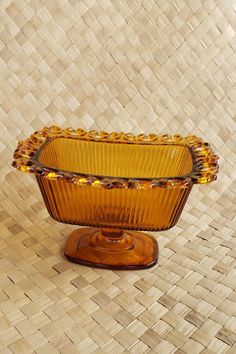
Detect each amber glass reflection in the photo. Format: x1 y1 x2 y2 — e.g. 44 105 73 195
38 137 193 178
35 137 193 269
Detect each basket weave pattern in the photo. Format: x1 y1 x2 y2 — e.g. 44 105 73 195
0 1 236 352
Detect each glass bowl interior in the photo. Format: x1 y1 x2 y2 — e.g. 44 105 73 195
36 137 194 179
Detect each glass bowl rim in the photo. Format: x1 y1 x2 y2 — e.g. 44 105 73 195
12 126 219 189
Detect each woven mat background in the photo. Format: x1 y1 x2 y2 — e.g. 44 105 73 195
0 1 236 353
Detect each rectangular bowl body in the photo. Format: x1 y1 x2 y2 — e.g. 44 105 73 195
13 127 218 232
36 175 192 231
34 136 195 231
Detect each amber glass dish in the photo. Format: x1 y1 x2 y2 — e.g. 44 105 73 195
12 126 219 270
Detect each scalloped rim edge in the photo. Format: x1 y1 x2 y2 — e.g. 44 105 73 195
12 126 219 189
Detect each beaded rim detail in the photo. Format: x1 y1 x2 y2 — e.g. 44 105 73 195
12 126 219 189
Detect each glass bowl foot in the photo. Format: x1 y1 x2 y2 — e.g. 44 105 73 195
64 227 158 270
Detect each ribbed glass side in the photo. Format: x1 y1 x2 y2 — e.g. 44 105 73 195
39 138 193 178
36 176 192 230
36 137 193 230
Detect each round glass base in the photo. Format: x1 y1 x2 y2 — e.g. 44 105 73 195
64 227 158 270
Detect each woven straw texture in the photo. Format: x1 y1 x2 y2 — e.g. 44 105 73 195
0 0 236 353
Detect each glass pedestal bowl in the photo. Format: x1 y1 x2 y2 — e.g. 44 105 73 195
12 126 218 270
